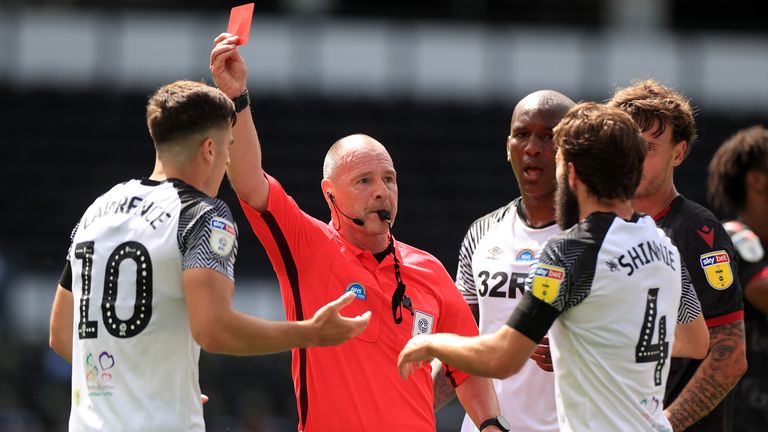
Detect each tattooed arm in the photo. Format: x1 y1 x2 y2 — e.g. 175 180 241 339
664 320 747 430
432 303 478 411
432 359 457 411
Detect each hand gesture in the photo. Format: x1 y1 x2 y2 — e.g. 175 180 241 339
530 335 553 372
210 33 248 98
310 292 371 346
397 334 434 380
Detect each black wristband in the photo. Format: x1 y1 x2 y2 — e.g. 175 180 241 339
479 415 511 432
232 88 250 113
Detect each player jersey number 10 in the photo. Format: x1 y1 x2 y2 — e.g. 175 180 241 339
74 240 153 340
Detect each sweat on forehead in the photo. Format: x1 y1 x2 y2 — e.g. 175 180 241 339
322 134 392 179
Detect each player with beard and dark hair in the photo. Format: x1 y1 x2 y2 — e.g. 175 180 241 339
398 102 709 432
444 90 574 432
708 125 768 432
609 79 747 432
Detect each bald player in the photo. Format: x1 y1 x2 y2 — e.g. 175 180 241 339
445 90 574 432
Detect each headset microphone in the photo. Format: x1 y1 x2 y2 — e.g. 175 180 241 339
328 192 365 226
376 210 391 221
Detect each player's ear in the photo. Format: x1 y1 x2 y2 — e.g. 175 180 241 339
200 137 215 163
567 161 579 190
671 140 687 167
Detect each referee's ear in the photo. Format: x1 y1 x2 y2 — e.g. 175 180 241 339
321 178 334 203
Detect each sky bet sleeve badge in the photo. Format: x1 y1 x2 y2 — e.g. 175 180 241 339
699 250 734 290
210 217 236 257
531 264 564 304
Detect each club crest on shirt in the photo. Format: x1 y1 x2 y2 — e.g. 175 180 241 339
516 249 535 261
699 250 733 290
412 310 435 337
210 217 236 256
531 264 564 304
345 282 366 300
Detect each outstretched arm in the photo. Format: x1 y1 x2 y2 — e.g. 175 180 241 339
210 33 269 212
399 325 536 380
184 268 370 355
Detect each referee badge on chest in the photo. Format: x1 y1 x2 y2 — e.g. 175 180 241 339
412 310 435 337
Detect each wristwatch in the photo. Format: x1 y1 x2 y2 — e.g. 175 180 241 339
479 415 511 432
232 88 250 113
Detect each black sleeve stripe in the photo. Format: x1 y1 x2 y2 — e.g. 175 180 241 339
506 292 559 343
58 261 73 291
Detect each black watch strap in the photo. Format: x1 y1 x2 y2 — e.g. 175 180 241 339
479 415 511 432
232 88 250 113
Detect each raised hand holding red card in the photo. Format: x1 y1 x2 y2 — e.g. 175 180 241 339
227 3 254 46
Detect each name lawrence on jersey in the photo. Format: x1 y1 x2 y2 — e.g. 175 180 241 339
81 194 173 231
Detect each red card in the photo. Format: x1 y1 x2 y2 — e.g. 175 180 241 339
227 3 254 46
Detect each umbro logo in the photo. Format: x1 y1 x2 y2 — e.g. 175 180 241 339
485 246 504 260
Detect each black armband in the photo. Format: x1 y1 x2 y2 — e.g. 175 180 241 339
506 292 560 343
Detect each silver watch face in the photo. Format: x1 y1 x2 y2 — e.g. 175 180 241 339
497 415 511 430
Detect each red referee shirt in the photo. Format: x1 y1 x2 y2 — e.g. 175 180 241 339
240 174 479 432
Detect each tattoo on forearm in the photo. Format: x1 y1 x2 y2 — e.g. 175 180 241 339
667 320 746 430
433 371 457 411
